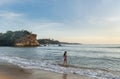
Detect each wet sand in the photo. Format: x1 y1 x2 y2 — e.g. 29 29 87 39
0 64 98 79
30 69 98 79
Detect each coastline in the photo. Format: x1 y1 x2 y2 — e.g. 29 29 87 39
0 44 120 79
30 69 97 79
0 64 97 79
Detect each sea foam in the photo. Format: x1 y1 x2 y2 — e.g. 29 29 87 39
0 56 120 79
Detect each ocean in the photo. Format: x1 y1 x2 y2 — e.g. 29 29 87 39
0 44 120 79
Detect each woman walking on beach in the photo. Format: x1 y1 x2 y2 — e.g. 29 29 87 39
63 51 67 66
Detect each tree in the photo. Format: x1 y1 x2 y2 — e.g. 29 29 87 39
0 30 31 46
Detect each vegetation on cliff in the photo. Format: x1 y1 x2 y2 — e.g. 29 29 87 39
37 39 81 45
37 39 60 44
0 30 35 46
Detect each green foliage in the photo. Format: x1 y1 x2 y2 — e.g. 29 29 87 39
38 39 60 44
0 30 31 46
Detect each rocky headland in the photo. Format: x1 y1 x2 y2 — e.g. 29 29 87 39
0 30 40 47
15 34 40 47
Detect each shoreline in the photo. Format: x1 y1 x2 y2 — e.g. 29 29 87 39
0 64 97 79
0 63 120 79
29 69 97 79
0 62 120 79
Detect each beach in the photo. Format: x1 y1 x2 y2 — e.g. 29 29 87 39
0 45 120 79
0 64 98 79
0 0 120 78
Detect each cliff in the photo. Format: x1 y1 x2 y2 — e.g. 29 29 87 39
15 34 40 47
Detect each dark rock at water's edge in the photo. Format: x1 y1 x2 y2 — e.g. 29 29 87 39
0 30 40 47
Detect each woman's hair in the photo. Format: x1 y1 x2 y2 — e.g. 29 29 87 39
64 51 67 57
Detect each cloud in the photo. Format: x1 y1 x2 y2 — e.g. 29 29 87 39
88 16 120 27
0 11 63 39
0 0 120 43
0 0 17 6
106 16 120 22
0 11 28 32
0 12 24 20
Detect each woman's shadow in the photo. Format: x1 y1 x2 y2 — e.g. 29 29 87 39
63 74 67 79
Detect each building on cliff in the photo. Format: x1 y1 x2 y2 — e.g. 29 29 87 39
15 34 40 47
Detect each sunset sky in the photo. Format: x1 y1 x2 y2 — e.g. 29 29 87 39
0 0 120 44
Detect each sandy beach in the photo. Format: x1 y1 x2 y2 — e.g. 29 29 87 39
1 45 120 79
30 69 98 79
0 64 98 79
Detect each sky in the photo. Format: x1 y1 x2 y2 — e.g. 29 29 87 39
0 0 120 44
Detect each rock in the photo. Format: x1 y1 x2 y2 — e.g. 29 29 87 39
15 34 40 47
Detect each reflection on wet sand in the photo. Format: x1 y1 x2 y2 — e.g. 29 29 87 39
63 74 67 79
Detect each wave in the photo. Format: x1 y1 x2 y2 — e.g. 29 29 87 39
0 56 120 79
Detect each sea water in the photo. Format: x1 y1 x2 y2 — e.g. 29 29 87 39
0 44 120 79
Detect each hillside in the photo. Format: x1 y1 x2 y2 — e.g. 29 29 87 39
0 30 40 46
37 39 81 45
38 39 60 44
